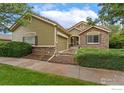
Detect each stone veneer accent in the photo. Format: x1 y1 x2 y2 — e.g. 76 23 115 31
31 46 56 61
32 47 55 54
79 27 109 48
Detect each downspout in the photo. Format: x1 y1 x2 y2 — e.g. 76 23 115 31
47 26 57 61
54 25 57 53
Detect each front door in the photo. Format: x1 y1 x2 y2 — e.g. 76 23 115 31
70 36 79 47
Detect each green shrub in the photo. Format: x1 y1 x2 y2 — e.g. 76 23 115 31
0 41 32 57
109 34 124 48
75 48 124 71
0 40 6 46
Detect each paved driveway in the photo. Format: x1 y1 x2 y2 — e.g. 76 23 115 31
0 57 124 85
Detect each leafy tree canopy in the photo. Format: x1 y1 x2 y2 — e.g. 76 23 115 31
98 4 124 26
107 24 121 36
0 3 32 33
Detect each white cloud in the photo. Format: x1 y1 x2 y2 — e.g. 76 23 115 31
41 4 56 11
33 4 98 28
33 4 56 11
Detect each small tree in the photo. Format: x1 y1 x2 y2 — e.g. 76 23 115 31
109 28 124 48
86 17 96 26
86 17 100 26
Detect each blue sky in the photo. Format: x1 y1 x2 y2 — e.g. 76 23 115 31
28 3 99 28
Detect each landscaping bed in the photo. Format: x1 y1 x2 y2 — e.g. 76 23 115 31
75 48 124 71
0 41 32 57
0 63 97 85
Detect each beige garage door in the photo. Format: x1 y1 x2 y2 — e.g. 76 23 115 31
57 35 68 51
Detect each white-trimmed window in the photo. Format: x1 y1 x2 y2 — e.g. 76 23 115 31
23 32 37 45
87 35 100 44
86 31 100 44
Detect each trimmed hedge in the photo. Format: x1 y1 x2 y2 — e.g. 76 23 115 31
75 48 124 71
0 41 32 57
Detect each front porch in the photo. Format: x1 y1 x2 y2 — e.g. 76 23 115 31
69 36 79 48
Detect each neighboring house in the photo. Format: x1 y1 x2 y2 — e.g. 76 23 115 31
10 13 70 53
68 21 110 48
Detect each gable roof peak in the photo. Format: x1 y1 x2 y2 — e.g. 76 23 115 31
79 26 111 35
67 21 88 31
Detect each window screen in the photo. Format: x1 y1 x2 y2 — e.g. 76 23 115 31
87 35 100 44
23 36 36 45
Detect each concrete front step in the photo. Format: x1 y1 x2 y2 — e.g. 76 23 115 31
49 48 78 65
24 53 42 60
24 53 53 61
49 55 77 65
59 52 75 55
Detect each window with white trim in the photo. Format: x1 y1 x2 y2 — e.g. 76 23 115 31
23 36 37 45
23 32 37 45
87 35 100 44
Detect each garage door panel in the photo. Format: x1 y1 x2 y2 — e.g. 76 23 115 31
57 35 67 51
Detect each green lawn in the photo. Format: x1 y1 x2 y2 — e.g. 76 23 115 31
0 63 97 85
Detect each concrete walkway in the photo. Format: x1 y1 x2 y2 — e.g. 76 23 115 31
0 57 124 85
